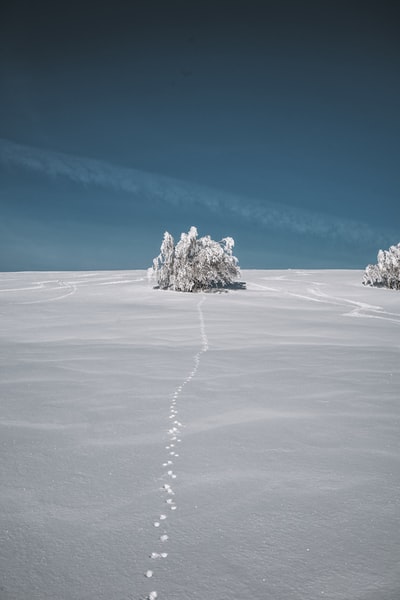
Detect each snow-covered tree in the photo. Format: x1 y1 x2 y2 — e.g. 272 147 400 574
363 243 400 290
152 226 243 292
173 226 199 292
153 231 175 290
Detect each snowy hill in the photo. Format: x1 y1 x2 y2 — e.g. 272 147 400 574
1 270 399 600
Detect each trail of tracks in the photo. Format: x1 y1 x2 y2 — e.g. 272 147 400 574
249 274 400 325
0 273 145 305
307 284 400 324
143 295 208 600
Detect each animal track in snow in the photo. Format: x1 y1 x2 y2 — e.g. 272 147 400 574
143 295 208 599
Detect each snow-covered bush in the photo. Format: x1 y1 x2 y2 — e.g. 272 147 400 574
152 226 243 292
363 243 400 290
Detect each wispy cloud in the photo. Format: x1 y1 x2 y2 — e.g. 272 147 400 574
0 138 391 245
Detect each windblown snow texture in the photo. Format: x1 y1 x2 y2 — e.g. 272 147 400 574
0 270 399 600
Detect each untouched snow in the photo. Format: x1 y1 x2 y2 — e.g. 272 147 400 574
0 269 399 600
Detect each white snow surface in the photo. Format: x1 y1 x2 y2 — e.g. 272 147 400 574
0 269 399 600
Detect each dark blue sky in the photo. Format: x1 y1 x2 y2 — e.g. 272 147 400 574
0 0 399 270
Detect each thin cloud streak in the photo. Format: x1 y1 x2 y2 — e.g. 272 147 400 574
0 138 390 245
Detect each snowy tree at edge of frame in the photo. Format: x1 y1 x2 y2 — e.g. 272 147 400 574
363 242 400 290
152 226 245 292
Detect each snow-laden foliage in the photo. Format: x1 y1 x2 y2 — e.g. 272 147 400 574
153 232 175 290
363 243 400 290
152 226 242 291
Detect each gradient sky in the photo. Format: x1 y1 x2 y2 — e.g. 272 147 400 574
0 0 399 270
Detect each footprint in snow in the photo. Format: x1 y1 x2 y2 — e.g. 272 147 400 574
150 552 168 559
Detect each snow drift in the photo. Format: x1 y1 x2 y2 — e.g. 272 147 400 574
0 270 399 600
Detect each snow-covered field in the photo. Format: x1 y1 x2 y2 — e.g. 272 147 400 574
1 270 399 600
